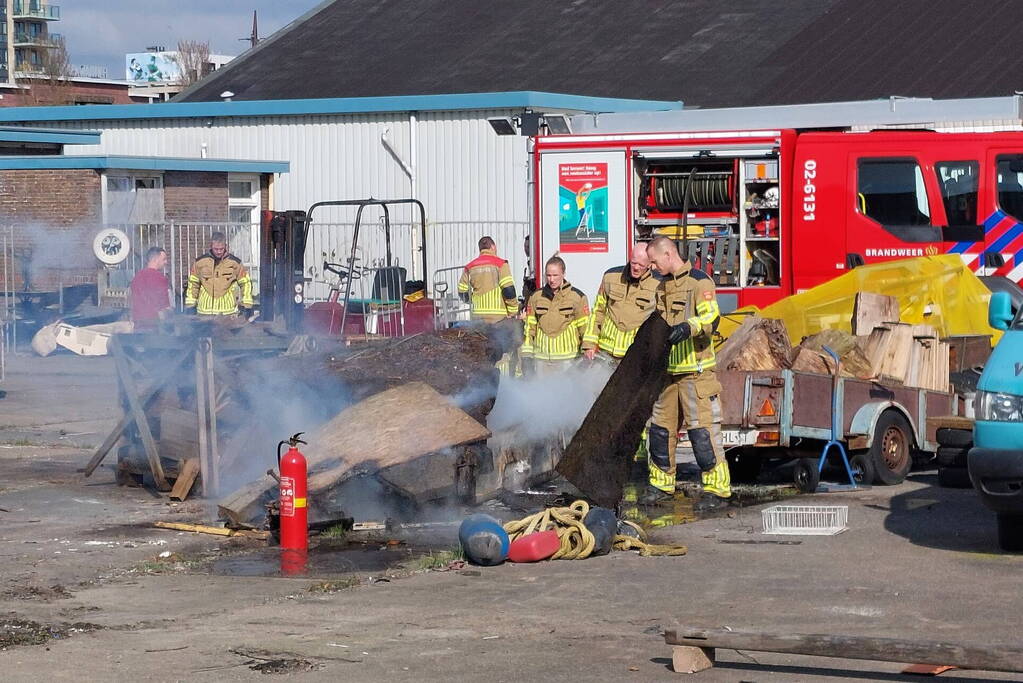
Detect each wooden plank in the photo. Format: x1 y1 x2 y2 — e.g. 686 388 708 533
926 415 974 431
878 323 913 385
194 344 211 498
204 340 220 496
110 337 170 491
852 292 900 336
664 626 1023 674
219 381 492 523
169 458 200 501
862 326 892 378
83 348 191 477
153 521 233 536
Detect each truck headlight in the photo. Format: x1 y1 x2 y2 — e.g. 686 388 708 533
978 390 1023 422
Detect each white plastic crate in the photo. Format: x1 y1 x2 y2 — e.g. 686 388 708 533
761 505 848 536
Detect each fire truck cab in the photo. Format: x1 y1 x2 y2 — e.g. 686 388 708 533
531 98 1023 311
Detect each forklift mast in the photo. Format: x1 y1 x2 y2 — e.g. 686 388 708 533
260 209 308 331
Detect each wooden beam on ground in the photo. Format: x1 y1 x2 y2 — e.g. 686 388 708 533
84 347 191 477
663 626 1023 675
109 337 170 491
153 521 233 536
169 458 200 501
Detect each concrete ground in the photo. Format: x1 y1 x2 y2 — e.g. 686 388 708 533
1 352 1021 682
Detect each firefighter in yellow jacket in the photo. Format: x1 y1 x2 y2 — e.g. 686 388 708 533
185 232 254 316
520 255 588 374
582 242 659 363
457 236 517 322
642 236 731 511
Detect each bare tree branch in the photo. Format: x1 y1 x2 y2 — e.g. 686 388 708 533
174 40 212 87
25 35 75 106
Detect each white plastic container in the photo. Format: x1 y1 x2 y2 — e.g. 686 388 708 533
762 504 848 536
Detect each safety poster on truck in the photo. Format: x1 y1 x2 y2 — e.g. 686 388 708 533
558 162 609 252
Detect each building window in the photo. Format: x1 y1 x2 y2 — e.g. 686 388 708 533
857 159 931 226
105 173 165 224
228 173 259 225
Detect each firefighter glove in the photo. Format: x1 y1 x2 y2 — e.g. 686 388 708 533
668 322 692 344
238 306 252 318
184 305 197 315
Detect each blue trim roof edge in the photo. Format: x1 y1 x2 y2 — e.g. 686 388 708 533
0 155 289 173
0 91 683 123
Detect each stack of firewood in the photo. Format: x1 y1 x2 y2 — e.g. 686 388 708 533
717 292 949 391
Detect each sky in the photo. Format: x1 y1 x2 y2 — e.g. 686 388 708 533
60 0 325 79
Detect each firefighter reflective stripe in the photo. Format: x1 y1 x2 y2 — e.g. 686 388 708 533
469 286 508 318
667 298 720 373
648 459 676 492
238 273 254 307
667 338 717 373
186 253 252 315
583 290 637 357
701 460 732 498
189 279 240 315
686 298 720 337
582 290 607 347
522 316 585 360
460 250 517 318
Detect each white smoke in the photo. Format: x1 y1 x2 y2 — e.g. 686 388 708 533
487 360 615 442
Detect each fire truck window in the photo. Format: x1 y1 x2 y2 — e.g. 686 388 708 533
996 155 1023 222
857 160 931 226
936 161 979 225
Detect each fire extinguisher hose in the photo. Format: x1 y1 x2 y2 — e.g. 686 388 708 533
502 500 687 559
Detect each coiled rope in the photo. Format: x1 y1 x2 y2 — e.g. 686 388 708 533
503 500 687 560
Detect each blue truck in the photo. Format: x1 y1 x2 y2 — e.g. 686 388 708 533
969 291 1023 551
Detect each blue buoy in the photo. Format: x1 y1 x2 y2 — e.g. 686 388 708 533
584 506 617 556
458 514 509 566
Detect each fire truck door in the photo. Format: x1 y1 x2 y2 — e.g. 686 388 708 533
982 150 1023 280
848 155 943 266
538 150 628 300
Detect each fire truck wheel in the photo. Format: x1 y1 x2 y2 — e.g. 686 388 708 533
726 450 763 484
793 458 820 494
869 410 913 486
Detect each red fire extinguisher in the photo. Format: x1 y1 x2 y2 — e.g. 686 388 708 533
278 433 308 573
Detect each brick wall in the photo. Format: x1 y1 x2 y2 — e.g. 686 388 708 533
0 169 102 292
164 171 229 222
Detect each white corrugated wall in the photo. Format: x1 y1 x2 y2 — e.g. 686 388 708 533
14 109 532 286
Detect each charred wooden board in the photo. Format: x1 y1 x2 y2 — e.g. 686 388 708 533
556 315 669 508
218 382 491 523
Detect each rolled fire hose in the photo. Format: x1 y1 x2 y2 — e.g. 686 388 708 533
503 500 687 559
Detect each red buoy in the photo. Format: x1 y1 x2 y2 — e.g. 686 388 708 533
507 530 560 562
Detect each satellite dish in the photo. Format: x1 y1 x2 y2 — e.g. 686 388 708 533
93 228 131 265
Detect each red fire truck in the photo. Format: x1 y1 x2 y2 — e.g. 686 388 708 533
530 98 1023 311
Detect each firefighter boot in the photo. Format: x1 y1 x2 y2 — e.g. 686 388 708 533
692 492 731 513
637 485 675 506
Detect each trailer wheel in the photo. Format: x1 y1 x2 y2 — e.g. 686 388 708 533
849 453 874 486
997 514 1023 552
869 411 913 485
726 450 763 484
793 458 820 493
